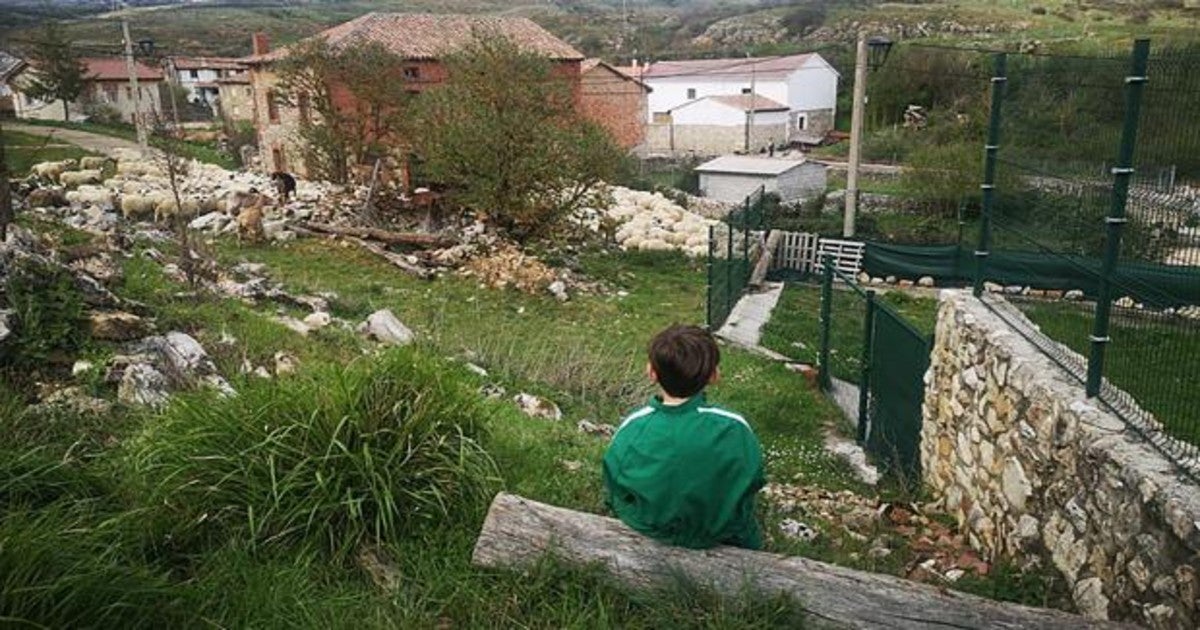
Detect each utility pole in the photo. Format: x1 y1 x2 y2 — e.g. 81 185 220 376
844 36 868 238
122 16 148 147
745 54 756 152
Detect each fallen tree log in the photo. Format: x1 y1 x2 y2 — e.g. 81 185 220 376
749 230 782 287
301 222 454 248
472 493 1128 629
347 237 434 279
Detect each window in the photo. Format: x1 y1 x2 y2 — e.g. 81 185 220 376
686 88 696 100
267 89 279 123
297 92 310 125
795 114 808 131
272 147 286 171
124 86 132 100
741 87 752 94
189 69 199 79
403 66 420 81
245 87 252 97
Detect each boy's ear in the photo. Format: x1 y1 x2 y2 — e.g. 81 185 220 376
708 367 721 385
646 362 658 383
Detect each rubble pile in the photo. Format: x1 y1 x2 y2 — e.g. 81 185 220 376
763 483 994 585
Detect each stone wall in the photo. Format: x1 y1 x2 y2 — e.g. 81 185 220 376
922 291 1200 628
645 121 788 157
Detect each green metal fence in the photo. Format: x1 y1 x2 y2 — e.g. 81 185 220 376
818 260 933 485
963 41 1200 472
705 186 767 330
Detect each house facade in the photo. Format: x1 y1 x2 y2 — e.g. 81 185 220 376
165 56 249 113
0 51 26 116
647 93 789 155
636 53 838 154
578 59 650 149
12 57 162 124
242 13 584 178
215 74 255 122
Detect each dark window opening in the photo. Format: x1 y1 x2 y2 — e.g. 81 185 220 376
686 88 696 100
403 66 420 81
267 89 279 123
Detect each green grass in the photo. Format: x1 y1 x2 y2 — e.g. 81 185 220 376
3 128 97 177
1020 300 1200 446
14 119 237 168
760 283 938 383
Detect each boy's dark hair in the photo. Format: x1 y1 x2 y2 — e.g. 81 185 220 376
648 324 720 398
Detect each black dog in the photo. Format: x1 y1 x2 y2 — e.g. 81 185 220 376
271 171 296 203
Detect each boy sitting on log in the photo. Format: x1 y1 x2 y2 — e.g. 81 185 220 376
603 325 766 549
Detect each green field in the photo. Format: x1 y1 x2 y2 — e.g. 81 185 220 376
3 128 96 177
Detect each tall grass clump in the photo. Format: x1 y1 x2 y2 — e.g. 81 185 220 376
129 349 498 557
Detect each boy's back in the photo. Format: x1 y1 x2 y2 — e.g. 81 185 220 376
603 394 765 549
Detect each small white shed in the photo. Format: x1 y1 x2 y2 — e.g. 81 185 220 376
695 156 827 204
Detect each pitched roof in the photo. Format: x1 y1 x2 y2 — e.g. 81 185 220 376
643 53 829 80
246 12 583 64
0 51 26 82
705 93 788 112
170 56 246 71
582 58 650 91
83 57 163 81
695 156 810 176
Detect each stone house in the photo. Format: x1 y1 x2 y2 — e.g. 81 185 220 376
241 13 585 178
578 59 650 149
0 50 26 116
214 74 255 123
12 57 163 124
164 56 249 113
695 155 826 203
636 53 839 154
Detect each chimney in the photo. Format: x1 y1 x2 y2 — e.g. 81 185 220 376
252 32 270 56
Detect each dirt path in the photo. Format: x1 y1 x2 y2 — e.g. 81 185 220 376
7 123 148 158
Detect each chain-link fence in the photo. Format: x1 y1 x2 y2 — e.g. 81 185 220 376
706 186 766 330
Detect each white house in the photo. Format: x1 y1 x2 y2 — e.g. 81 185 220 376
12 57 163 123
635 53 839 148
695 155 827 204
654 93 790 155
165 56 248 112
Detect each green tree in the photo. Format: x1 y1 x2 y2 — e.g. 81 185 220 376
274 39 411 184
22 21 86 122
410 35 623 241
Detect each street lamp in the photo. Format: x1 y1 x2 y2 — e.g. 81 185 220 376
866 36 893 72
843 35 893 238
137 39 156 56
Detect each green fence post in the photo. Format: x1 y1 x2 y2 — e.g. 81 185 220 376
857 290 877 444
706 224 715 330
1087 38 1150 397
819 256 833 391
725 220 734 322
974 52 1007 297
742 196 751 286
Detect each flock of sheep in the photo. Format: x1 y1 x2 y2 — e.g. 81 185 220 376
589 186 726 258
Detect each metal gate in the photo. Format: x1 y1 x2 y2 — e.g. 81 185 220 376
818 261 932 486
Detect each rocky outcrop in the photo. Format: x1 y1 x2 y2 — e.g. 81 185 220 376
359 309 415 346
922 291 1200 628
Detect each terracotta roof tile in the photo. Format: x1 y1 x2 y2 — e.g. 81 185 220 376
582 58 650 90
170 56 247 71
83 57 162 81
698 93 788 112
246 13 582 64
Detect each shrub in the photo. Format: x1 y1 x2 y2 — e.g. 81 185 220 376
128 349 498 557
0 255 87 374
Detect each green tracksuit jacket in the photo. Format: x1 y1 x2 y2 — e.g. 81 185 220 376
602 393 766 550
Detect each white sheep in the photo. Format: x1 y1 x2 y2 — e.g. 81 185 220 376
120 194 160 221
30 160 75 182
59 169 104 188
79 156 111 170
65 185 115 208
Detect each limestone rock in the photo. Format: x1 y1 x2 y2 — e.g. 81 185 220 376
89 310 150 341
1064 289 1084 300
548 280 569 302
302 311 331 331
0 309 12 342
359 309 415 346
577 419 615 438
274 351 300 376
918 276 935 288
1001 459 1032 512
1073 577 1110 619
118 363 170 407
514 393 562 421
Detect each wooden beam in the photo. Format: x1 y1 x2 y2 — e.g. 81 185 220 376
472 493 1128 630
749 230 782 287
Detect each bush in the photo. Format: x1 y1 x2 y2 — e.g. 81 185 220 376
129 349 498 557
0 255 87 374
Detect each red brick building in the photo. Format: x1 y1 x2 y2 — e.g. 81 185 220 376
579 59 650 150
241 13 586 178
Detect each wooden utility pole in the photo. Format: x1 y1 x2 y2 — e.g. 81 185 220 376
122 16 148 147
745 55 757 152
844 36 868 237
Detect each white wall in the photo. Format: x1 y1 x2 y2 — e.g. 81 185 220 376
785 57 839 113
646 76 788 122
671 100 788 126
700 172 777 204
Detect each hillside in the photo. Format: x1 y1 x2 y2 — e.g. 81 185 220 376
2 0 1197 61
